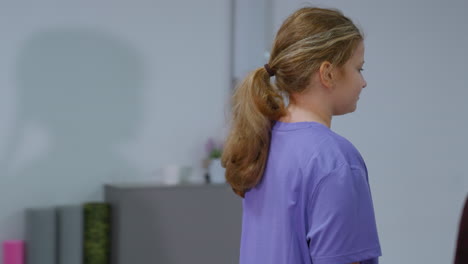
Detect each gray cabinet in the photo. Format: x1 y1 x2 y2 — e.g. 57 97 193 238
105 184 242 264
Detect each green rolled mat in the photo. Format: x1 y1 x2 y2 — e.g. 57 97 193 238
83 202 111 264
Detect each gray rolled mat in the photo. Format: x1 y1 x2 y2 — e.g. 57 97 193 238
57 205 83 264
25 207 57 264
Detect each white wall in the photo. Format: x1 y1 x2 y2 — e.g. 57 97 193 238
270 1 467 263
233 0 272 82
0 0 232 254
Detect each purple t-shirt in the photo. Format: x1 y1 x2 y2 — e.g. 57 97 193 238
239 121 381 264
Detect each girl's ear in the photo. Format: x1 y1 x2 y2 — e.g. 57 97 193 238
318 61 336 91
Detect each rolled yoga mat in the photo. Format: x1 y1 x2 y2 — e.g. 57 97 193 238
2 240 25 264
25 207 57 264
57 205 83 264
83 202 111 264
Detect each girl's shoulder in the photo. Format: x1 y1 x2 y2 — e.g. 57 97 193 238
303 128 367 178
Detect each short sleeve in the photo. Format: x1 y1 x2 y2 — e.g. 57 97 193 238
306 163 382 264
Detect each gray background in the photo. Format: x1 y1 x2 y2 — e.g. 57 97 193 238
0 0 231 260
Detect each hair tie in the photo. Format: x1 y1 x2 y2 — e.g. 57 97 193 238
264 64 276 77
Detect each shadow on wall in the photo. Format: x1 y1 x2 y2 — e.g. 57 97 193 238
5 28 145 207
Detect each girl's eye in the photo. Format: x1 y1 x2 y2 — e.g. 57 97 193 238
359 68 364 72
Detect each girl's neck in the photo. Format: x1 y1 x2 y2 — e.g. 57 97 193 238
278 104 332 128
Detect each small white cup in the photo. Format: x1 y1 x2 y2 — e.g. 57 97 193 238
160 165 193 185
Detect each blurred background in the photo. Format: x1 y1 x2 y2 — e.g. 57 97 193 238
0 0 467 263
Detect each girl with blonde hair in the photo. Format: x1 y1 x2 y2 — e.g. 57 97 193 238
222 7 382 264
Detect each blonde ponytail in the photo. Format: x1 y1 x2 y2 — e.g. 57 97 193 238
222 67 285 197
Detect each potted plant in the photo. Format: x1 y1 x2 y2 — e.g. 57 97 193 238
203 138 225 184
